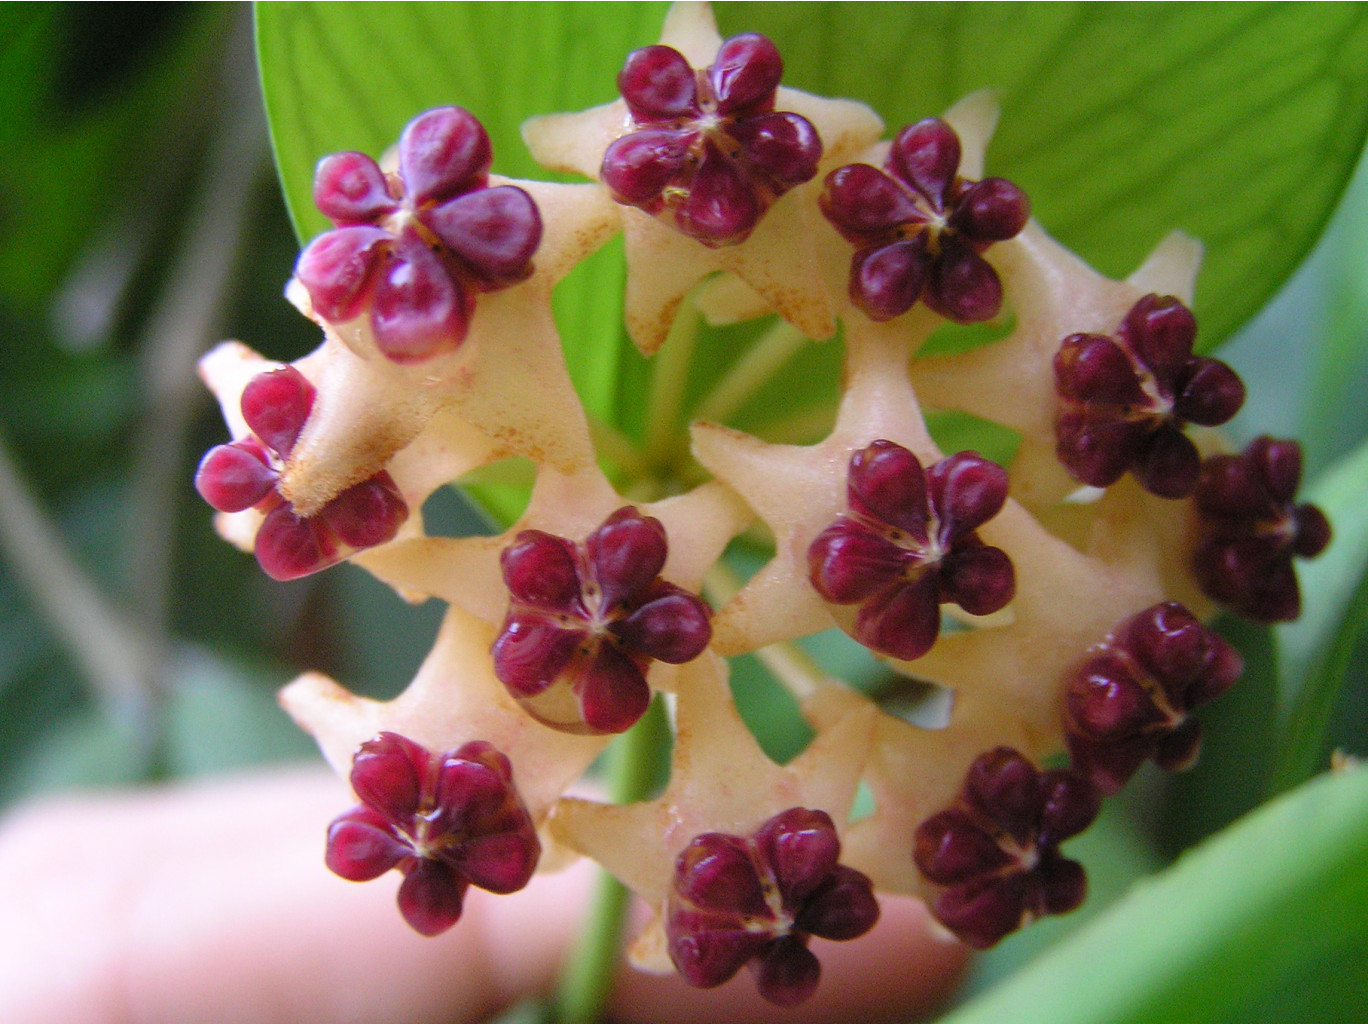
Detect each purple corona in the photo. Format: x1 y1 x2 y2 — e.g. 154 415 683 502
808 441 1015 661
295 107 542 363
491 507 712 734
601 34 822 246
820 118 1029 322
325 732 540 936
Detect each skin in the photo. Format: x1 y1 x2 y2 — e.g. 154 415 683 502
0 766 969 1024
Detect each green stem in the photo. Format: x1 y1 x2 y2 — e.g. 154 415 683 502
643 302 700 466
694 319 807 425
588 415 651 481
556 696 671 1024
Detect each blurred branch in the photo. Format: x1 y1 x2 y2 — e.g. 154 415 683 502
124 9 267 652
0 432 157 714
0 10 267 747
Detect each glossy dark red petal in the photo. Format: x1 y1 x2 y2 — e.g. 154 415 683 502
324 807 410 881
888 118 961 208
397 858 469 936
254 504 336 581
194 442 277 513
240 366 317 458
313 151 396 225
295 226 391 326
853 573 942 661
398 106 491 206
846 439 930 537
370 236 471 363
422 185 542 287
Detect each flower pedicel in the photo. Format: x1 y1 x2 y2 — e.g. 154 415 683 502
196 2 1329 1007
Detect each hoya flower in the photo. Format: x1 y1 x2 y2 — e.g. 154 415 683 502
324 732 540 936
1054 293 1246 498
492 506 713 734
295 106 542 363
523 1 882 350
914 748 1100 948
667 808 879 1005
549 653 879 1006
194 364 407 580
1191 436 1331 621
808 441 1015 661
821 117 1029 323
602 32 821 247
1064 602 1244 794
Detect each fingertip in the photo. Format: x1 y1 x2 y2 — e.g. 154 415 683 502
609 894 971 1024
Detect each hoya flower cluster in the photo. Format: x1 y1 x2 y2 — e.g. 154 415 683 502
195 3 1329 1005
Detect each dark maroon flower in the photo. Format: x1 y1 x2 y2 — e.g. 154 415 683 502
819 118 1029 323
667 807 879 1005
324 732 540 936
1054 294 1246 498
1191 437 1331 622
1064 602 1243 794
600 34 822 247
808 440 1015 661
491 507 712 734
193 366 408 580
295 106 542 363
913 748 1099 948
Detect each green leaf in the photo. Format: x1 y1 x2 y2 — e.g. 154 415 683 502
939 765 1368 1024
255 2 669 243
1270 436 1368 793
721 3 1368 350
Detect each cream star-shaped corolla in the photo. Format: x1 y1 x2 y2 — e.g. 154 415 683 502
692 316 941 655
278 603 610 831
521 1 882 354
279 178 619 515
548 649 877 971
908 222 1204 509
355 459 753 656
693 89 1005 331
197 339 502 559
801 683 1036 898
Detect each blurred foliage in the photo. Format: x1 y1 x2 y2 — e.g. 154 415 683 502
0 4 1366 1023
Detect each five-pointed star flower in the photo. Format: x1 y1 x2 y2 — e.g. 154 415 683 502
353 460 753 647
279 602 612 828
547 649 878 971
908 222 1205 508
521 1 883 354
691 315 945 656
277 178 619 515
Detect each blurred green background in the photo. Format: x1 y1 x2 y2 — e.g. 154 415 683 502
1 5 1367 1014
0 4 463 800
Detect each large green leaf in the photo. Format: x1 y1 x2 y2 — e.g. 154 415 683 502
254 2 666 433
258 3 1368 373
721 3 1368 350
940 765 1368 1024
